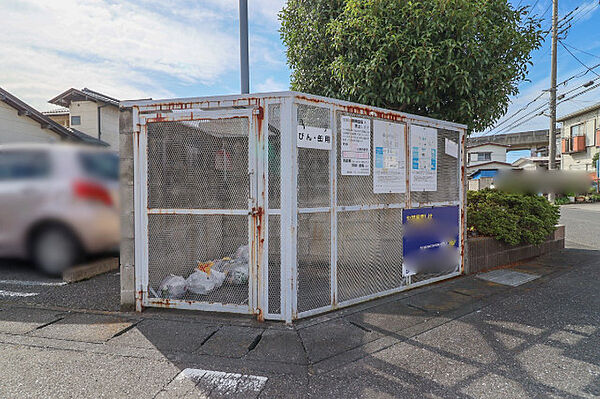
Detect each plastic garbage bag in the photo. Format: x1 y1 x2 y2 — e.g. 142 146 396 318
221 259 249 285
157 274 186 299
234 245 249 262
196 245 250 287
186 269 226 295
212 245 249 285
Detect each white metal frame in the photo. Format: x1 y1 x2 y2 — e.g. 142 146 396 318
129 92 467 322
133 107 260 315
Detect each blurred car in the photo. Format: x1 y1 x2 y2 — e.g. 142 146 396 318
0 143 119 275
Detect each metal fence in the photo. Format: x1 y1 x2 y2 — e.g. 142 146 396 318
127 92 466 322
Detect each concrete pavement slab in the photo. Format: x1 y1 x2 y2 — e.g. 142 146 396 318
0 307 65 334
344 300 429 334
297 318 381 363
0 344 180 398
197 325 265 358
29 312 133 343
244 328 308 365
108 318 219 353
401 289 475 313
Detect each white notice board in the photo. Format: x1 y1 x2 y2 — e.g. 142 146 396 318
341 116 371 175
410 125 437 192
373 120 406 193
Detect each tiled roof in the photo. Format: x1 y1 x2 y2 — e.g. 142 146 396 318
49 88 120 107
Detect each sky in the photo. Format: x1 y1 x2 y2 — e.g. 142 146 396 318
0 0 598 163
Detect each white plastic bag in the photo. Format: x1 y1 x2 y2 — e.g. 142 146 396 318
234 245 249 262
185 269 226 295
157 274 186 299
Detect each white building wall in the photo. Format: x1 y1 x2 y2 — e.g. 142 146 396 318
467 144 507 166
0 101 61 143
560 108 599 172
99 105 119 149
69 100 99 138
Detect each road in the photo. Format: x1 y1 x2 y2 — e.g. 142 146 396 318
560 203 600 250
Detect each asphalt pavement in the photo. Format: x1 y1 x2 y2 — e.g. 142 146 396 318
0 205 598 398
559 203 600 250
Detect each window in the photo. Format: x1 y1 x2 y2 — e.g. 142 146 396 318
71 115 81 125
0 151 51 180
477 152 491 161
78 151 119 181
570 123 583 138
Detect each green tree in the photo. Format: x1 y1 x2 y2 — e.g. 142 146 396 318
279 0 543 132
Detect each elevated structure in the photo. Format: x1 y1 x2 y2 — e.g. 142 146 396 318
468 129 560 155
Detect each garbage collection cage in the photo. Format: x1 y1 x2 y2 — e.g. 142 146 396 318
127 92 466 322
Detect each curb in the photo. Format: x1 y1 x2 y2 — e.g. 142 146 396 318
62 257 119 283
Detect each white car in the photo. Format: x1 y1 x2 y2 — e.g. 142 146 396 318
0 143 120 275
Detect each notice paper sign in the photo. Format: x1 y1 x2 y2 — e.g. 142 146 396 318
445 138 459 159
297 125 332 150
373 120 406 193
341 116 371 175
410 125 437 191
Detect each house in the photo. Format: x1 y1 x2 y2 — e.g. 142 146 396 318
42 108 70 128
49 88 120 149
467 143 514 174
512 155 560 171
0 87 106 146
558 102 600 185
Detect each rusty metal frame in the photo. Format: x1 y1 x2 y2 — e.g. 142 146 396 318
127 92 467 322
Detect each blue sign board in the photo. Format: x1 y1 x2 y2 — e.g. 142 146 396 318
402 206 460 275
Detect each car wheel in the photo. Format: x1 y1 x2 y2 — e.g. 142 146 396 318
31 225 80 276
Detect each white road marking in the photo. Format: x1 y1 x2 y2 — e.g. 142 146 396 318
0 290 39 297
0 279 66 287
174 368 268 395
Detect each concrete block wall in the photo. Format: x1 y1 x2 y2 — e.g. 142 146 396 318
467 225 565 274
119 107 136 310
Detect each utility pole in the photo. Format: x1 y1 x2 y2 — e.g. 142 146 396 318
548 0 558 202
239 0 249 94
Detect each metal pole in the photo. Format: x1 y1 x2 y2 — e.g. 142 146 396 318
548 0 558 201
239 0 249 94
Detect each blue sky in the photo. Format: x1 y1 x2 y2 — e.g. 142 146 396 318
0 0 598 164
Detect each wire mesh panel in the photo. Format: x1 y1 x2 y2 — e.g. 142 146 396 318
147 214 249 305
297 104 330 208
297 212 331 313
144 116 252 311
147 119 249 209
337 209 404 303
268 104 281 210
268 215 281 315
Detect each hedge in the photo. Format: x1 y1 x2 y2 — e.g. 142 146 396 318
467 189 560 246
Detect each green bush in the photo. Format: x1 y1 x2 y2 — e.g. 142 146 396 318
468 189 560 246
554 197 571 205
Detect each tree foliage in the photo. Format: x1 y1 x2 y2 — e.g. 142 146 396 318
279 0 543 132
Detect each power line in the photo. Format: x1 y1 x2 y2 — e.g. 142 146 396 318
561 41 600 60
559 40 600 77
494 80 600 133
486 74 600 135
